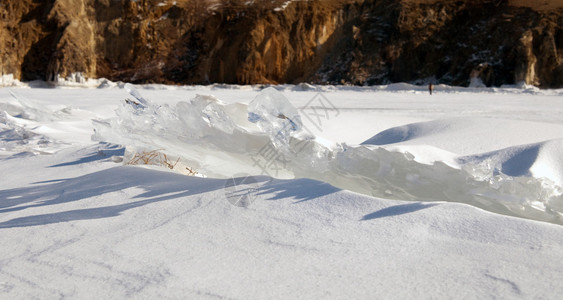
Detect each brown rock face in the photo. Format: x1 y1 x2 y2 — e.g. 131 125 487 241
1 0 562 87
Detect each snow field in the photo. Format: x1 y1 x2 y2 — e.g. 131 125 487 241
1 82 563 298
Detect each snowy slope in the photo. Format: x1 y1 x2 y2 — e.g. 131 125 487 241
1 143 562 299
1 82 563 298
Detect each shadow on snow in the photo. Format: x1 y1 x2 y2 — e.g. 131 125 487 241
360 202 438 221
48 144 126 168
257 178 341 203
0 164 437 228
0 166 227 228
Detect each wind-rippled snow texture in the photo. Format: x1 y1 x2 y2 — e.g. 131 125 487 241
93 87 563 225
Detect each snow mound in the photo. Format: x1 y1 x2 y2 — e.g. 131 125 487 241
93 86 563 225
6 90 69 122
459 140 563 189
0 91 81 156
0 74 25 87
0 112 52 155
362 118 563 155
2 143 562 298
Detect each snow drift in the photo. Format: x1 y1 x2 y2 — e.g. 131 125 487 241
2 84 563 299
93 86 563 225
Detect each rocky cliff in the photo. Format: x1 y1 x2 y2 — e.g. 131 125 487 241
1 0 562 87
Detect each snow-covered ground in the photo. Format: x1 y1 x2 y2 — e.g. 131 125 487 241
1 80 563 298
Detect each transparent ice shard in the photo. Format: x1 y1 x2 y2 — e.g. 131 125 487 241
93 87 563 225
247 87 303 155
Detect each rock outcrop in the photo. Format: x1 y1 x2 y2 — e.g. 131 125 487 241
1 0 562 87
